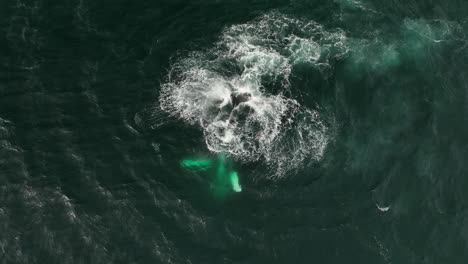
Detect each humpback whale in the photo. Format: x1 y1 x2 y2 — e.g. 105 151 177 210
226 92 253 125
231 92 251 107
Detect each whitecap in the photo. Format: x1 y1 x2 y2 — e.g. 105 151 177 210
376 204 390 212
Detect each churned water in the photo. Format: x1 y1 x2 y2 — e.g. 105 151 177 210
1 0 468 263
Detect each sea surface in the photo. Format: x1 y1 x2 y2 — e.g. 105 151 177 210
1 0 468 263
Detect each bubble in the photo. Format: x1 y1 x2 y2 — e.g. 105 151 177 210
344 18 463 75
347 40 401 74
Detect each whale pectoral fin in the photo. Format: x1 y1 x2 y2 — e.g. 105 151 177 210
181 159 213 171
229 171 242 192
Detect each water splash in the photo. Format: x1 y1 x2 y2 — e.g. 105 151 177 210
160 11 346 178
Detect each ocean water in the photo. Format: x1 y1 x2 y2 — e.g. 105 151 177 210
1 0 468 263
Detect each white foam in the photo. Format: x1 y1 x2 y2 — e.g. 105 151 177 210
159 12 348 177
377 204 390 212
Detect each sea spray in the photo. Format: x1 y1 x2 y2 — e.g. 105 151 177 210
160 11 342 178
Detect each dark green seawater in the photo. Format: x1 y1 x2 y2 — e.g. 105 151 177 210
2 0 468 263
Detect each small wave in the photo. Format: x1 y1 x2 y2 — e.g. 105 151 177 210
159 12 348 177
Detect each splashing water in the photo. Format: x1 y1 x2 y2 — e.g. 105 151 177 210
160 12 348 178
